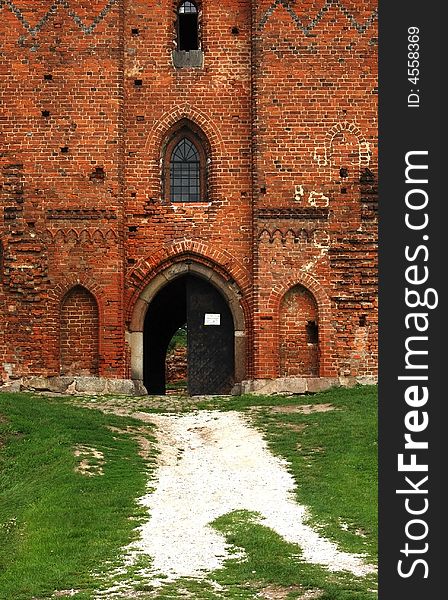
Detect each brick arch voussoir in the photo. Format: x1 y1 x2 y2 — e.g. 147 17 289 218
47 276 103 314
268 273 331 317
126 241 251 326
145 104 224 160
326 121 366 147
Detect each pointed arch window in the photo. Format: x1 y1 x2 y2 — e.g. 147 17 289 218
177 1 199 51
170 138 200 202
164 125 208 203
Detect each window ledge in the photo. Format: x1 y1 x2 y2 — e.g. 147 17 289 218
171 201 211 208
172 49 204 69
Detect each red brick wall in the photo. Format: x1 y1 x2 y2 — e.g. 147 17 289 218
0 1 377 385
0 1 124 379
166 346 188 383
253 0 378 379
60 286 99 376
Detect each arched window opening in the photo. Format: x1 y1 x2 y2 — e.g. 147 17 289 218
163 122 208 203
177 1 199 51
171 138 200 202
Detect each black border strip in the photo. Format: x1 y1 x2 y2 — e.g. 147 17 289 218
379 1 445 596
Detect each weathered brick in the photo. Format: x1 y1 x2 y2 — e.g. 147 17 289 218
0 1 378 388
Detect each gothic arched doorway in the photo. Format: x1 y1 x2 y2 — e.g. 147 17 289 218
142 273 236 395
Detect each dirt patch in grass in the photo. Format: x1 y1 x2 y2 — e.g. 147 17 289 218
108 424 155 461
73 445 105 476
258 584 323 599
270 403 335 415
283 423 307 433
298 591 324 600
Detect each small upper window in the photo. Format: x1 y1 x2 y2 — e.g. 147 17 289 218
177 1 199 51
179 0 197 12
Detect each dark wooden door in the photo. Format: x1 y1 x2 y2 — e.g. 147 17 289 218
186 276 234 395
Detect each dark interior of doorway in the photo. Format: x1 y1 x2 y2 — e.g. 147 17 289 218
143 274 235 395
144 277 187 394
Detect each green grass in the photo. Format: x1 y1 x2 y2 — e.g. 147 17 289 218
167 326 187 353
211 510 376 600
0 393 156 600
252 386 378 561
165 379 188 392
0 386 377 599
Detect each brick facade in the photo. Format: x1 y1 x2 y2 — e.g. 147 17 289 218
0 1 377 392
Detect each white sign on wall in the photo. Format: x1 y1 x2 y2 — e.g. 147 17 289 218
204 313 221 326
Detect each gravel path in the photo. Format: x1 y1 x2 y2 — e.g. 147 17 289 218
127 410 375 582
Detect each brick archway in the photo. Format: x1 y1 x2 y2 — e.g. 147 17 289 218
128 260 247 389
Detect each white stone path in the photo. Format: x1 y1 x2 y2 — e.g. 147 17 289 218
127 410 376 582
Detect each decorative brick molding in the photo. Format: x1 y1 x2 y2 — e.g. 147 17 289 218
46 209 117 221
0 0 117 37
259 0 378 35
